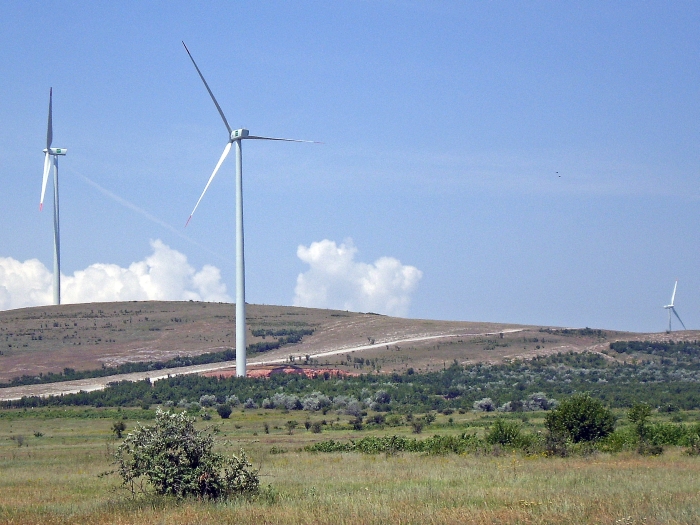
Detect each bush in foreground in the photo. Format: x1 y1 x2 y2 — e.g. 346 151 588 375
545 393 615 443
114 408 259 499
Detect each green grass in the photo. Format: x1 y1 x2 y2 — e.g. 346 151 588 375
1 408 699 524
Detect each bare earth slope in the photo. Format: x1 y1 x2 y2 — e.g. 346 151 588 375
1 301 696 400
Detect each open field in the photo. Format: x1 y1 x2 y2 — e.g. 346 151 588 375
3 302 700 523
1 407 699 524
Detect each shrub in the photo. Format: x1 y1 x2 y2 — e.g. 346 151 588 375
637 442 664 456
112 419 127 439
304 434 484 455
285 420 298 435
411 419 424 434
524 392 557 411
374 390 391 404
685 432 700 456
647 423 687 446
486 418 522 446
268 393 302 410
368 414 386 426
311 421 323 433
199 395 217 407
597 427 636 453
659 403 679 413
301 392 331 411
386 414 403 427
345 401 364 417
473 398 496 412
114 409 258 499
628 402 653 454
545 394 615 443
216 404 233 419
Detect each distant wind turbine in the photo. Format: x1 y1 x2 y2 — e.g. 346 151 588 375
39 88 67 305
182 41 319 377
663 279 686 332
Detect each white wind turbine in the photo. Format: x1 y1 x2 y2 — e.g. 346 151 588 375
39 88 67 305
182 42 318 377
663 279 686 332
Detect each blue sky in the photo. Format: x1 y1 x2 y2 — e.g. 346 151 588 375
1 1 698 332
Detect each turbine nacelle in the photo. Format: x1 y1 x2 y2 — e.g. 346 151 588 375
231 129 249 140
44 147 67 156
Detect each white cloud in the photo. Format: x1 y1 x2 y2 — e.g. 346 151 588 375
0 240 230 311
293 239 422 317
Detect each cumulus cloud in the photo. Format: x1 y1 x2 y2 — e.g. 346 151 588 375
293 239 422 317
0 240 230 311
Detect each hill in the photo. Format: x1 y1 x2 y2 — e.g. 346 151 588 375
0 300 696 400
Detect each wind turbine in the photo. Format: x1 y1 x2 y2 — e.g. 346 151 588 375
39 88 67 305
182 41 318 377
663 279 686 332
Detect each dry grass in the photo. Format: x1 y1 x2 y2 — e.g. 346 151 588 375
1 300 657 395
0 301 529 382
1 412 699 524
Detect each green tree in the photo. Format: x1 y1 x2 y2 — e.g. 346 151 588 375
114 409 258 499
628 402 652 439
628 402 663 455
216 404 233 419
545 393 615 443
112 419 127 439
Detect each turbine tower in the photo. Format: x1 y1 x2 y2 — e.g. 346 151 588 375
39 88 67 305
663 279 686 332
182 42 318 377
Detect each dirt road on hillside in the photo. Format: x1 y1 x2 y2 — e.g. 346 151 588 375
0 329 524 401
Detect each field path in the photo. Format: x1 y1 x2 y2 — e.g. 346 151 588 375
0 328 523 401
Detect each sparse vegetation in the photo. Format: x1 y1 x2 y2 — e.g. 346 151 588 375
7 348 700 415
0 401 699 523
3 302 700 522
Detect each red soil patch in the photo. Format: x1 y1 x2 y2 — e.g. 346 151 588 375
202 365 358 379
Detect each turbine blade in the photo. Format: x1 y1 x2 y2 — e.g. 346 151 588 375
182 41 232 135
40 151 51 210
247 135 322 143
671 279 678 306
186 141 232 226
672 307 686 330
46 88 53 149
